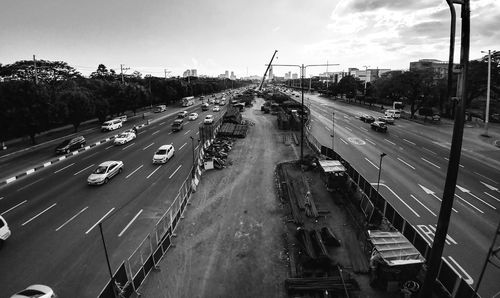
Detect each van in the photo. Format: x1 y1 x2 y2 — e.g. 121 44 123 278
101 119 123 132
0 215 11 248
155 105 167 113
385 109 401 119
115 115 127 122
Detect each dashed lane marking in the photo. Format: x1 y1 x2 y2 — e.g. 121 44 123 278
55 207 88 231
122 143 135 150
422 147 437 155
146 165 162 179
152 130 160 135
54 163 75 174
179 143 187 150
410 195 436 216
118 209 143 237
1 200 27 215
17 178 44 191
73 164 95 176
397 158 415 170
126 165 144 179
22 203 57 226
143 143 154 150
169 165 182 179
403 138 416 145
85 208 115 234
421 157 441 169
364 157 379 170
384 139 396 145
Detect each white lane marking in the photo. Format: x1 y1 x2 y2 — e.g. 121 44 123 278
184 129 192 135
55 207 88 231
126 165 144 179
484 192 500 203
147 165 162 179
444 157 464 168
340 138 348 144
422 147 437 155
138 131 146 135
456 185 496 210
143 143 154 150
480 181 499 192
384 139 396 145
410 195 436 216
360 127 368 132
428 225 458 245
375 184 420 217
418 184 458 213
1 200 27 215
475 172 498 184
397 158 415 170
418 224 457 245
82 152 99 160
179 142 187 150
26 169 35 174
122 142 135 150
105 145 114 150
73 164 95 176
446 256 474 285
168 131 172 135
421 157 441 169
17 178 44 191
159 121 166 126
169 165 182 179
0 197 3 201
455 194 484 214
152 130 160 135
118 209 143 237
364 157 379 170
365 138 376 145
85 208 115 234
199 121 204 125
344 126 352 132
22 203 57 226
403 138 416 145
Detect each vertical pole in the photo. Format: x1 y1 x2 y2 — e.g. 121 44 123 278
376 153 386 193
99 223 117 298
190 136 195 178
446 0 456 119
420 0 470 296
300 64 305 162
120 64 124 84
483 50 491 136
33 55 38 85
331 112 335 153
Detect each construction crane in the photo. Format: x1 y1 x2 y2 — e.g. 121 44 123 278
258 50 278 90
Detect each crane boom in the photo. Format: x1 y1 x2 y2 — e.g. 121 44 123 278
258 50 278 90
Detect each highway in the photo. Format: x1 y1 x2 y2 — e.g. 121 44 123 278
294 90 500 297
0 96 228 297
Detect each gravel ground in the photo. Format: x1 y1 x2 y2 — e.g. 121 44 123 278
138 97 298 298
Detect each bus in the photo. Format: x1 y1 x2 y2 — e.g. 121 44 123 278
182 96 195 107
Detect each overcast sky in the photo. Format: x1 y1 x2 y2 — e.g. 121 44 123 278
1 0 499 78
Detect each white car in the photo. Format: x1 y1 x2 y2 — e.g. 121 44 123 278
87 161 124 185
10 285 56 298
213 105 220 112
113 131 136 145
188 112 199 120
204 115 214 124
152 144 175 164
0 215 11 249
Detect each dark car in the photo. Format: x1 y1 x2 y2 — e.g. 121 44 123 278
172 119 184 132
55 136 86 154
360 114 375 123
371 121 388 132
201 103 209 111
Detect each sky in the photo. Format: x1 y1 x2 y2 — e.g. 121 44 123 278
1 0 499 78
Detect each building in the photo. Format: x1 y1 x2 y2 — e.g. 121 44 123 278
183 69 198 77
191 69 197 77
292 73 298 80
349 68 391 83
409 59 450 79
230 71 236 80
284 71 291 80
225 70 229 78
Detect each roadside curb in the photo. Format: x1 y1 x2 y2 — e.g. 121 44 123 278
0 123 147 187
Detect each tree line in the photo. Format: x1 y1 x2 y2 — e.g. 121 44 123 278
0 61 251 144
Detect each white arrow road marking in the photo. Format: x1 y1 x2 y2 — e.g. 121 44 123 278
418 184 458 213
455 194 484 214
22 203 57 226
480 181 499 192
417 225 457 245
457 185 496 210
410 195 436 216
85 208 115 234
421 157 441 169
371 183 420 217
56 207 88 231
118 209 143 237
364 158 379 170
445 256 474 285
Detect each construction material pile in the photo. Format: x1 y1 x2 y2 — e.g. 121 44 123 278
203 138 233 169
296 227 340 263
285 274 358 293
217 123 248 138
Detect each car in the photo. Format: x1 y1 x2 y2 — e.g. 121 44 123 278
55 136 86 154
359 114 375 123
177 111 188 118
213 105 220 112
113 131 136 145
154 105 167 113
204 114 214 125
115 115 127 123
214 99 220 105
172 119 184 131
152 144 175 164
201 103 209 111
101 119 123 132
0 215 11 249
10 284 56 298
378 116 395 125
188 112 199 120
209 99 215 104
371 121 388 132
87 161 124 185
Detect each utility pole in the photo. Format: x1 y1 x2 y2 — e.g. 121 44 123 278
420 0 470 296
120 64 129 84
331 111 335 153
326 61 329 89
481 50 492 137
33 55 38 85
363 65 370 95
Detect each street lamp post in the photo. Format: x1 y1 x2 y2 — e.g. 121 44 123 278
189 136 196 178
376 153 387 193
481 50 493 137
331 111 335 153
99 223 119 298
363 65 370 95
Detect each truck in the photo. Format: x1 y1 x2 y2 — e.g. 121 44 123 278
182 96 195 107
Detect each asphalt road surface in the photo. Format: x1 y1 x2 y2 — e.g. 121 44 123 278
0 97 228 297
291 90 500 297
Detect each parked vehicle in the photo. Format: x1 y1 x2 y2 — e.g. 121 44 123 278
177 111 188 118
0 215 11 249
172 119 184 131
55 136 86 154
10 284 56 298
204 115 214 125
87 161 124 185
101 119 122 132
188 112 199 120
152 144 175 164
371 121 388 132
385 109 401 119
378 116 395 125
154 105 167 113
113 131 136 145
201 103 209 111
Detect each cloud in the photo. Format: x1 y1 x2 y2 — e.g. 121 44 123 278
272 26 280 32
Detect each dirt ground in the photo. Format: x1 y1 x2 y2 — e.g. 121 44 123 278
138 97 298 297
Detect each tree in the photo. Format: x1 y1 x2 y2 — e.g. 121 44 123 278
58 88 95 132
338 75 362 99
90 64 117 81
0 60 81 83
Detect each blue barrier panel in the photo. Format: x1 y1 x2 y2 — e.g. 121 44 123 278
438 260 459 295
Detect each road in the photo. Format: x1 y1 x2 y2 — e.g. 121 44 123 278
292 90 500 297
0 96 228 297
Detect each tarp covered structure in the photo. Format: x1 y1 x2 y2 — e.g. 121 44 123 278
368 230 425 266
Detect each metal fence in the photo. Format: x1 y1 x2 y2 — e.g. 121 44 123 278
304 125 477 298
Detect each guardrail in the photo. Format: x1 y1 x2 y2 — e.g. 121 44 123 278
304 125 477 297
